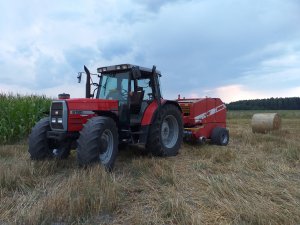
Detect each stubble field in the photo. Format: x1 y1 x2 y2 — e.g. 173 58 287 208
0 110 300 224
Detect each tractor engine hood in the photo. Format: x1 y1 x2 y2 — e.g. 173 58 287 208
50 98 119 132
65 98 119 113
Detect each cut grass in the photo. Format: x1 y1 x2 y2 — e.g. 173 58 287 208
0 111 299 224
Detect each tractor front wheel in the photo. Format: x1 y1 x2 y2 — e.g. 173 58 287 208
146 104 183 156
77 116 118 171
28 117 71 160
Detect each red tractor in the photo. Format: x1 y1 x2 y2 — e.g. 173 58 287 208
28 64 229 170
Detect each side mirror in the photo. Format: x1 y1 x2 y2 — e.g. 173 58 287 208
132 66 141 79
77 72 82 83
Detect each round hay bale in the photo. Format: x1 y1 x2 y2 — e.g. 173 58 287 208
251 113 281 133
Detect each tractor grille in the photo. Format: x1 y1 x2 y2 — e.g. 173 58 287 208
50 102 64 130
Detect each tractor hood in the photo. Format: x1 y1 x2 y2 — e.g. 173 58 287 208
50 98 119 132
65 98 119 112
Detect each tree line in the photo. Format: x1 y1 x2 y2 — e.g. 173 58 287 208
226 97 300 110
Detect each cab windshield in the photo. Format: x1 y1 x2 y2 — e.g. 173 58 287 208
97 72 129 101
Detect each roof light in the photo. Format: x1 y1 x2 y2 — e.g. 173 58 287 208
121 64 128 69
98 67 107 73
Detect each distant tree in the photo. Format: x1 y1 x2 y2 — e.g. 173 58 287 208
226 97 300 110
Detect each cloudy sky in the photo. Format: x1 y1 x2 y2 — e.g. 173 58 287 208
1 0 299 103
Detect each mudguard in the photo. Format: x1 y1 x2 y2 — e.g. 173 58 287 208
141 100 182 126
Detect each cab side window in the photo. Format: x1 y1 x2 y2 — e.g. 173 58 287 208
137 78 153 100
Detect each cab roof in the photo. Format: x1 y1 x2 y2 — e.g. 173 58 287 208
97 64 161 76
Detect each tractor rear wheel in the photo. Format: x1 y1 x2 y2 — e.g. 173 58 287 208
77 116 118 171
28 117 71 159
146 104 183 156
211 127 229 146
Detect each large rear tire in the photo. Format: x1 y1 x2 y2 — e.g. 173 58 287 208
77 116 118 171
28 117 71 160
146 104 183 156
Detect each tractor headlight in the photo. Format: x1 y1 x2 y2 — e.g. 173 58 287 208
50 101 67 131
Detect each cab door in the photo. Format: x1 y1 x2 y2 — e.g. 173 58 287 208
118 74 130 128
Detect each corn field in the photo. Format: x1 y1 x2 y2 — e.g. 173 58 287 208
0 94 51 144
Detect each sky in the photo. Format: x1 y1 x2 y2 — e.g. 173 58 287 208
0 0 300 103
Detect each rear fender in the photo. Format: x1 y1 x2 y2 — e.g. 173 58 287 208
141 100 182 126
139 100 182 145
141 101 158 126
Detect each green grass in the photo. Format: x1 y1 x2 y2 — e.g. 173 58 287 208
0 93 51 144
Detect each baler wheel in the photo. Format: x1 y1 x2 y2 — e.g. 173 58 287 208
77 116 118 171
146 104 183 156
211 127 229 146
28 117 71 159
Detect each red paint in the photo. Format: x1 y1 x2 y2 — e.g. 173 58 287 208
65 98 118 131
68 114 95 131
66 98 118 111
63 96 226 139
177 97 227 139
141 101 158 126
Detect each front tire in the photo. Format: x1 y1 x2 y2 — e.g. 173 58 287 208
146 104 183 156
28 117 71 160
77 117 118 171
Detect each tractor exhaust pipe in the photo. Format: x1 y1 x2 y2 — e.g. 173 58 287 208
84 65 91 98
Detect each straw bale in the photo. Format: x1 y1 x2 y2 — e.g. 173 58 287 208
251 113 281 133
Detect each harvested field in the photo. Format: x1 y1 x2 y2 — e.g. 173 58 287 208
0 111 300 224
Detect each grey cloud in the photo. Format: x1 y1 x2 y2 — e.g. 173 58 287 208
100 41 133 61
1 0 300 100
49 11 82 21
64 47 100 72
34 55 70 89
132 0 192 12
131 0 300 97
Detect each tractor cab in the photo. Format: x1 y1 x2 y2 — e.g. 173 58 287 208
96 64 162 130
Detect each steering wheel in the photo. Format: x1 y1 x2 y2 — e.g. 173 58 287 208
106 89 124 101
121 89 128 99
